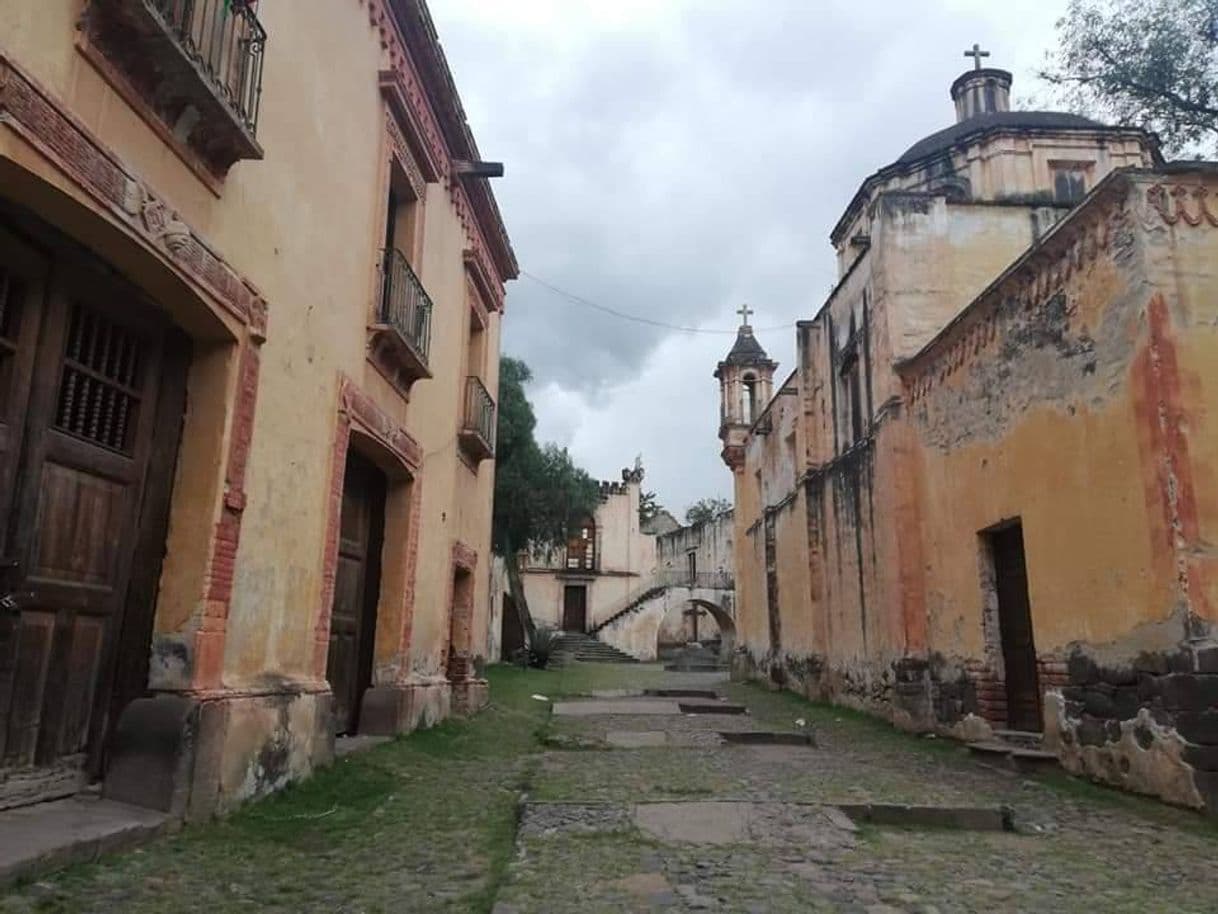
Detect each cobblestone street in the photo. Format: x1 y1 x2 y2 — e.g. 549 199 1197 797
4 663 1218 913
497 664 1218 914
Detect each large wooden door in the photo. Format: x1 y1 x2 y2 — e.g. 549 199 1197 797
0 222 188 806
991 523 1042 732
326 452 386 735
562 585 587 633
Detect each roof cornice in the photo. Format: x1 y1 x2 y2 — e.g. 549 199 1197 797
829 123 1160 247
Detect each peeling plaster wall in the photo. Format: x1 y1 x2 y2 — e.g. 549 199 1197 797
732 159 1218 811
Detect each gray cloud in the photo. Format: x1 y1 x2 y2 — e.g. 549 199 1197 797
432 0 1067 512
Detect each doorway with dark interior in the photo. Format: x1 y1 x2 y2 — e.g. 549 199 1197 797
325 450 387 735
500 594 524 660
562 585 587 633
986 521 1042 732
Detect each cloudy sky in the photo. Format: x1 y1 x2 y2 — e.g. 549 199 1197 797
430 0 1070 519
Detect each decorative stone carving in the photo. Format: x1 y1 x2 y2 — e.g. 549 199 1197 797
0 53 268 337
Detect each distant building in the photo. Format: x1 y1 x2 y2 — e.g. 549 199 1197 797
488 468 736 662
0 0 513 818
723 57 1218 813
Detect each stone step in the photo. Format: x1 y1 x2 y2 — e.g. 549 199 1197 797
967 740 1060 773
993 729 1044 749
0 796 173 886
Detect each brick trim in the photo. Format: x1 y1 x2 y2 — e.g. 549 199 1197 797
0 51 268 339
352 0 514 304
452 540 478 573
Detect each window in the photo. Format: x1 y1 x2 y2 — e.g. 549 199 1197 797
840 352 863 445
742 374 758 423
686 551 697 586
1052 166 1088 205
385 166 422 270
566 518 597 571
457 281 495 463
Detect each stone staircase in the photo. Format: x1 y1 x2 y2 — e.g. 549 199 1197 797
553 632 640 665
967 728 1059 772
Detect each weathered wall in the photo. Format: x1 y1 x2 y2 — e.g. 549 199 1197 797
0 0 510 815
516 475 659 634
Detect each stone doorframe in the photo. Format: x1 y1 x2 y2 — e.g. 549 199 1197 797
447 540 489 715
315 374 428 734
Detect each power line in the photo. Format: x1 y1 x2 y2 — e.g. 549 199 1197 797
519 270 794 335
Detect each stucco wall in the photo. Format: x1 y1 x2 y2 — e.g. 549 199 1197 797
0 0 510 814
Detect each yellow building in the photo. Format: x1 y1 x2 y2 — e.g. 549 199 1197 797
724 61 1218 811
0 0 514 818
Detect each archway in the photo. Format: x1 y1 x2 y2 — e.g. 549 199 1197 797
688 598 737 656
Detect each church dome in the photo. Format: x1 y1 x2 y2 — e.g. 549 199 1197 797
898 110 1105 165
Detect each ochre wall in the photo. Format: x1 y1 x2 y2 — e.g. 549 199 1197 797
0 0 510 812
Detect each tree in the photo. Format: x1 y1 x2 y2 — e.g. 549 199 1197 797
638 490 663 527
492 357 600 647
1042 0 1218 157
685 496 732 526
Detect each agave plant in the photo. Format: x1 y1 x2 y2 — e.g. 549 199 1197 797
527 626 563 670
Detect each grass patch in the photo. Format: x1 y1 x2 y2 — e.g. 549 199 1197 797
1 664 655 914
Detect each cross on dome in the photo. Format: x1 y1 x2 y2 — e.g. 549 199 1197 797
736 303 754 326
964 43 990 70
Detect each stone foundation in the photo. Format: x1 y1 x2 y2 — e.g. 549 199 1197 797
737 642 1218 815
1046 645 1218 814
358 677 452 736
450 679 490 716
104 684 333 821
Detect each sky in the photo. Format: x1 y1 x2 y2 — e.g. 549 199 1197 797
428 0 1071 520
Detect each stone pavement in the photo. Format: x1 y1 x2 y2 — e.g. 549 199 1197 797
0 795 171 886
494 667 1218 913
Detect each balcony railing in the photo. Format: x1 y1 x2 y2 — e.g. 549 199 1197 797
382 249 433 360
84 0 267 174
655 570 735 590
459 376 496 462
367 249 433 394
149 0 267 133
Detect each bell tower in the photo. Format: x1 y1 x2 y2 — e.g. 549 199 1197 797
714 305 777 471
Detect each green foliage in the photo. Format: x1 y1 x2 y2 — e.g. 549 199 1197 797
1042 0 1218 156
638 489 663 526
685 496 732 526
526 626 563 669
492 357 600 557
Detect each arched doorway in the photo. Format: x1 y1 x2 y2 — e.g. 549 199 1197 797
688 598 737 656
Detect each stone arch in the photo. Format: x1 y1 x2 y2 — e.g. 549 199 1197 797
688 598 736 655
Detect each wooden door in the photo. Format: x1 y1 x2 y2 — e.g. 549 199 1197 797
326 452 385 735
992 524 1042 732
0 225 186 805
562 585 587 633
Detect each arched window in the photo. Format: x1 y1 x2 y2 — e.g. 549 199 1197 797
566 516 597 571
742 374 758 423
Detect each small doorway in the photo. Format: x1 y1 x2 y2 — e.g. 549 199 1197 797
562 585 587 633
988 522 1042 732
325 451 386 735
500 594 524 660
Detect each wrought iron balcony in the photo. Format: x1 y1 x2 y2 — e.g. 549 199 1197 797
83 0 267 175
149 0 266 132
368 248 433 394
459 376 496 462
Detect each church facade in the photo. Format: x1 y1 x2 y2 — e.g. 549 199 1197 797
722 61 1218 812
0 0 513 818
